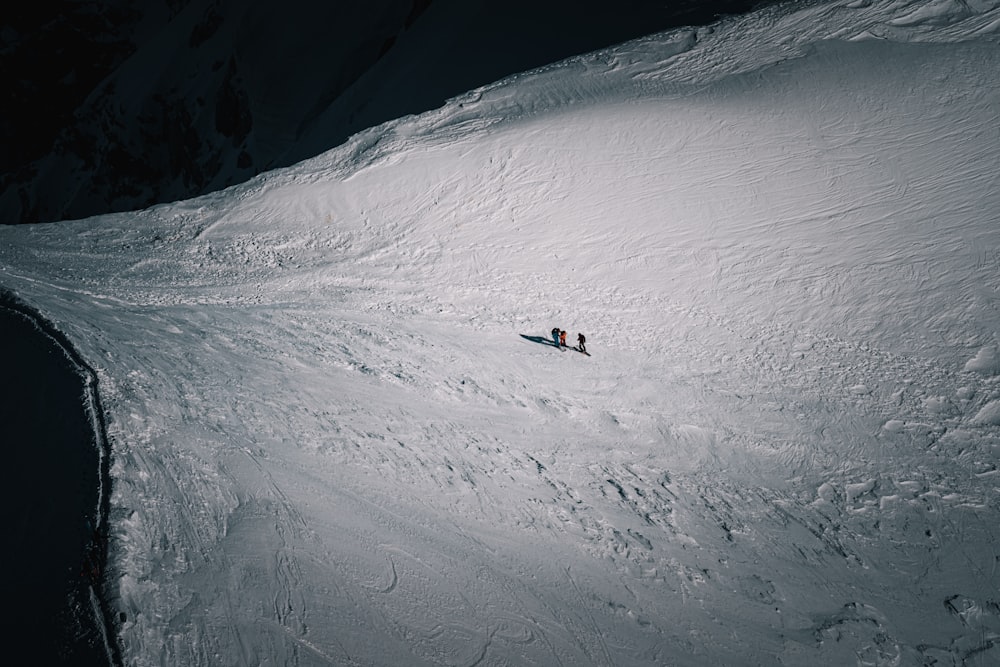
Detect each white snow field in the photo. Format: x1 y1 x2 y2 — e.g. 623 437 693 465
3 0 1000 665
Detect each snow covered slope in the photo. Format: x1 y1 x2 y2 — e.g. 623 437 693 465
2 1 1000 665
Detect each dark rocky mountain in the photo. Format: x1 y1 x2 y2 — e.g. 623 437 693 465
1 1 779 225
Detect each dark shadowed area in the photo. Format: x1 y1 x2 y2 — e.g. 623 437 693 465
0 304 113 666
1 0 786 225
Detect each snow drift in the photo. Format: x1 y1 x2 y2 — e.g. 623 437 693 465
1 1 999 665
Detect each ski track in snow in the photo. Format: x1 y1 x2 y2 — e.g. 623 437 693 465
3 1 1000 665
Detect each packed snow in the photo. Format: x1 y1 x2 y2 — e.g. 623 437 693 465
2 1 999 665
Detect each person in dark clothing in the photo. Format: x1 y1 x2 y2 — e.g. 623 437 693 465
551 327 561 347
577 333 586 353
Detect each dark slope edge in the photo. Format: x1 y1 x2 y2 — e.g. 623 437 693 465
0 289 122 667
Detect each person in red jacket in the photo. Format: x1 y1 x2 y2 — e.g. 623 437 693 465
559 330 567 347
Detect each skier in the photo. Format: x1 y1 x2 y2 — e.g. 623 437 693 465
551 327 561 347
560 330 568 347
577 332 586 353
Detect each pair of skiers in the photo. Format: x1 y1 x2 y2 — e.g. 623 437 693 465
551 327 586 352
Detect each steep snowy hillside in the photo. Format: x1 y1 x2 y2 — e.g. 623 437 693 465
2 1 999 665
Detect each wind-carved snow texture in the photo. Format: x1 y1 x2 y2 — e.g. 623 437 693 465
1 1 999 665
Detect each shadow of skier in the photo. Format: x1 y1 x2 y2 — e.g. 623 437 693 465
520 334 560 348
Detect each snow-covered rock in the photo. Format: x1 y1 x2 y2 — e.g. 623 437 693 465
965 345 1000 375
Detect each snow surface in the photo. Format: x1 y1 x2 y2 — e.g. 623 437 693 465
2 0 1000 665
